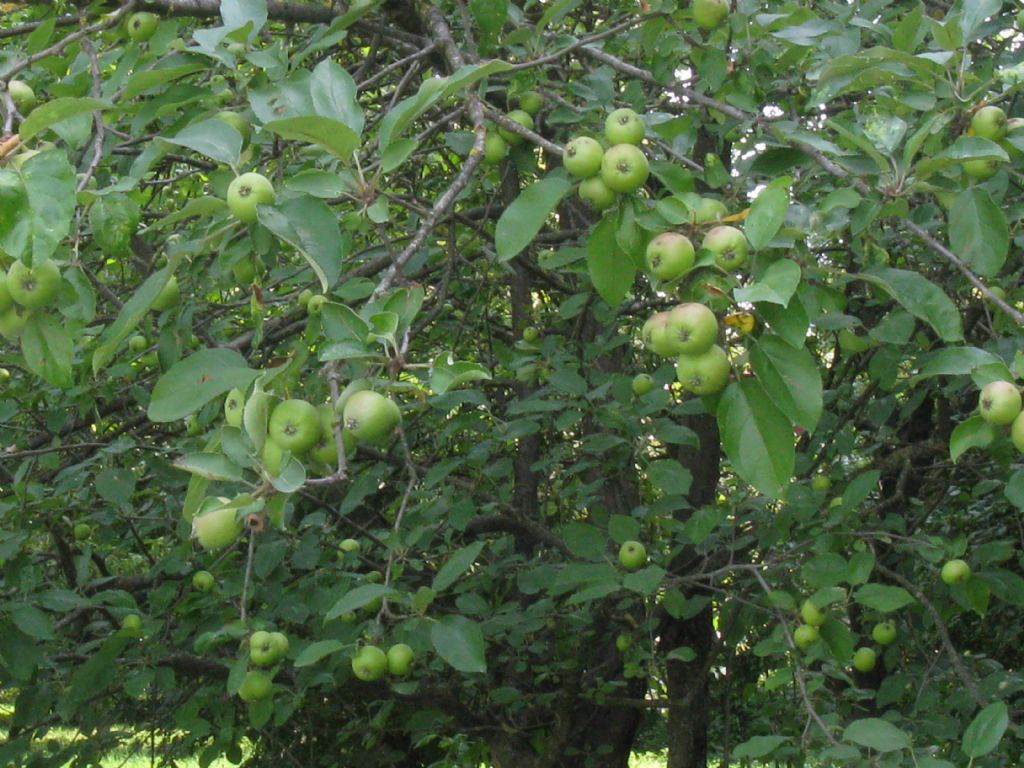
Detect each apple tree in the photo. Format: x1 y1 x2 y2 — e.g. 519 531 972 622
1 1 1023 766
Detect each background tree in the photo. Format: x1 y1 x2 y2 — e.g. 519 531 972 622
0 1 1022 767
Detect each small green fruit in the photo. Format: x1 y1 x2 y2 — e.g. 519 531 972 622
238 670 272 702
631 373 655 396
498 110 533 146
73 523 92 542
352 645 388 681
386 643 414 676
941 558 971 585
618 540 647 570
224 387 245 427
852 646 876 673
800 600 826 627
191 502 243 551
792 624 818 649
192 570 215 592
871 621 897 646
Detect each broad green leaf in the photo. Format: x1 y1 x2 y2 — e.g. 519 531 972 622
258 195 345 290
860 268 963 342
842 718 912 752
161 119 242 167
744 184 789 249
948 188 1008 277
1005 469 1024 510
221 0 267 35
587 214 635 306
913 347 1006 382
647 459 692 496
10 603 55 640
950 415 996 463
470 0 507 36
148 349 260 422
430 355 492 394
58 636 126 719
718 378 794 499
18 97 110 142
310 59 364 134
431 615 487 674
89 193 141 258
173 453 245 482
959 0 1001 39
750 335 822 431
3 150 76 263
120 64 206 100
734 259 801 306
496 177 571 262
21 313 72 388
854 583 915 612
294 640 346 668
263 117 361 161
733 735 788 759
962 702 1008 758
325 585 398 620
432 542 486 592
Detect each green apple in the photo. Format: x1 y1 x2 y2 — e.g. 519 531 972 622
231 257 256 284
618 540 647 570
128 334 148 353
191 502 243 551
0 368 9 383
73 523 92 541
298 288 313 307
963 157 1001 180
249 631 276 666
365 570 384 584
563 137 604 178
941 558 971 585
800 599 826 627
340 538 361 554
578 176 617 210
238 670 272 702
600 144 649 193
7 259 61 309
224 388 245 427
518 91 544 116
693 0 730 30
666 303 718 355
151 275 180 312
645 233 695 282
702 226 749 270
1011 411 1024 452
971 105 1007 142
978 380 1021 425
520 327 539 344
498 110 533 146
0 271 12 313
351 645 388 681
792 623 818 649
262 439 285 476
120 613 143 638
0 307 31 340
215 111 250 144
642 311 684 357
852 647 876 673
192 570 215 592
8 80 36 114
227 172 275 223
871 621 897 646
269 632 289 661
483 131 509 165
811 474 831 492
692 197 728 223
343 390 401 444
604 108 645 145
675 344 730 395
268 399 322 454
307 295 327 316
631 373 655 396
386 643 414 676
615 633 633 652
126 12 159 42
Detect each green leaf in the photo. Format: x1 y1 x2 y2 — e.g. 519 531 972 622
221 0 267 35
148 349 260 422
173 453 245 482
310 59 364 134
860 268 963 342
263 116 361 161
294 639 346 668
10 603 55 640
18 97 110 142
587 214 635 306
913 346 1006 383
89 193 141 258
258 195 345 291
13 150 76 263
647 459 692 496
717 379 794 499
432 542 486 592
495 177 571 262
854 583 915 612
949 415 996 463
58 636 126 718
749 335 822 431
430 354 492 394
431 615 487 674
842 718 912 752
744 184 789 249
962 702 1008 758
948 188 1008 277
324 585 398 621
734 258 801 306
161 119 243 167
21 313 72 388
733 735 788 759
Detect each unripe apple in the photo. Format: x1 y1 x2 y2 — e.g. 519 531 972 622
126 12 159 42
702 226 749 270
227 173 275 223
8 80 36 114
7 259 61 309
386 643 414 676
351 645 388 681
600 144 649 193
1011 411 1024 452
120 613 143 638
563 137 604 178
298 288 313 307
810 474 831 492
0 307 31 340
578 176 617 210
971 105 1008 142
615 633 633 652
268 399 322 454
238 670 272 702
270 632 289 661
675 345 730 395
792 623 818 649
343 390 401 444
852 647 876 673
518 91 544 116
262 439 285 476
941 558 971 585
340 538 361 554
0 272 11 313
962 157 1001 180
191 502 243 551
631 373 655 396
666 303 718 355
128 334 148 353
522 326 540 343
618 540 647 570
978 380 1021 425
692 197 728 224
604 108 645 145
642 311 684 357
73 523 92 541
800 599 826 627
693 0 730 30
498 110 533 146
483 131 509 165
645 233 695 282
871 621 897 646
192 570 215 592
224 387 245 427
307 295 327 315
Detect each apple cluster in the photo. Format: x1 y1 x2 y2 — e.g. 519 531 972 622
960 104 1023 180
642 303 729 396
483 91 544 166
351 642 415 682
562 108 650 210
